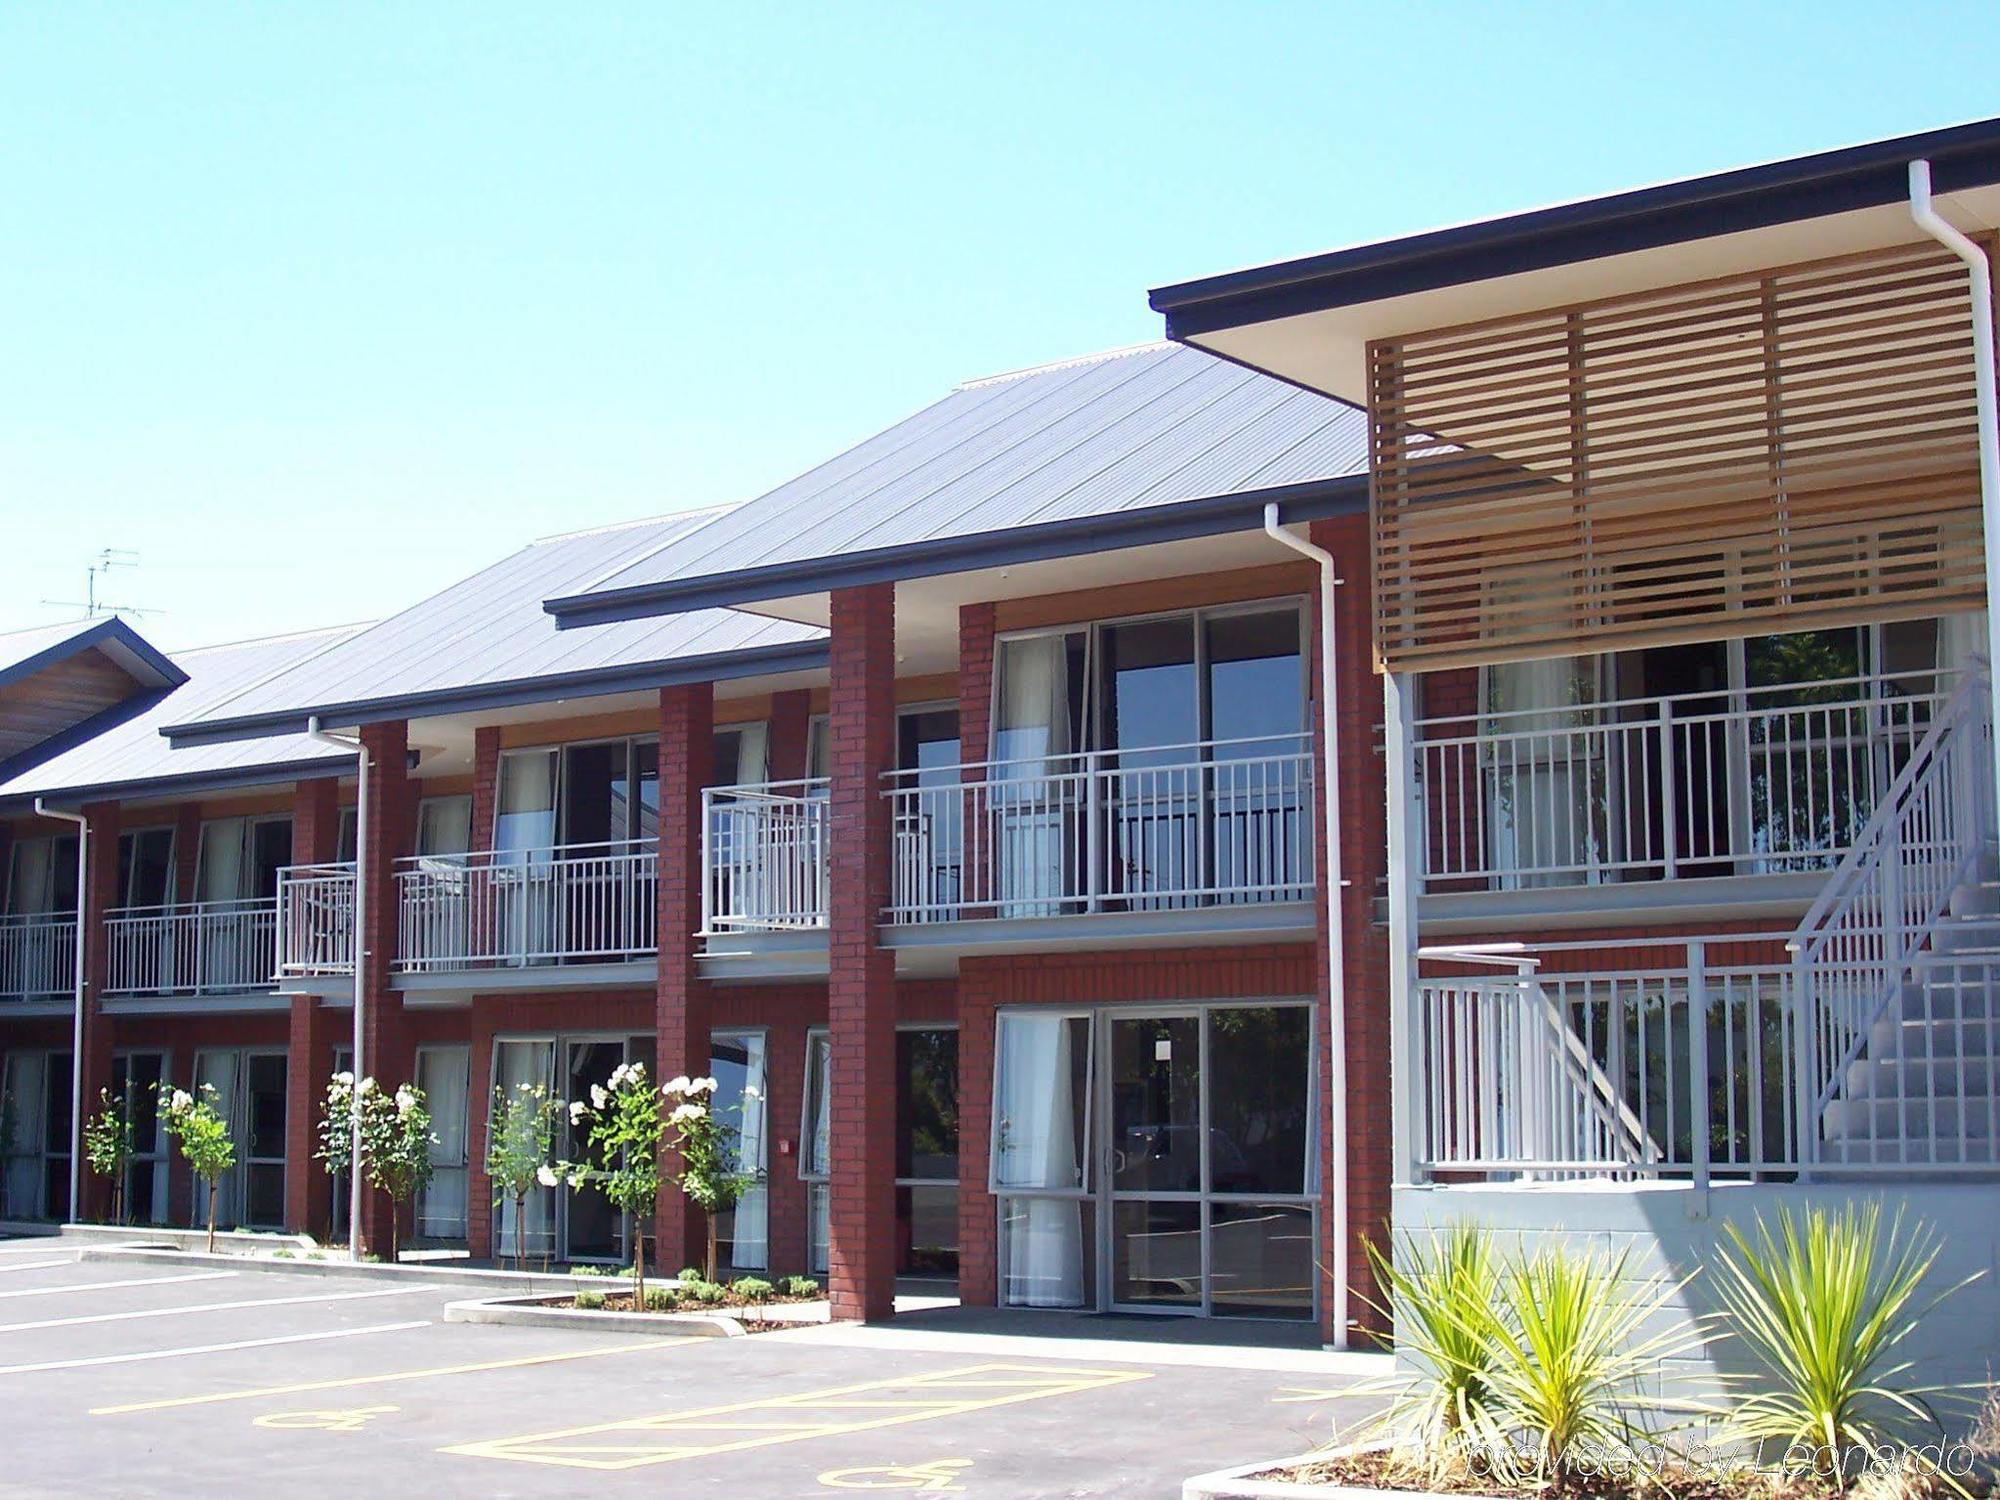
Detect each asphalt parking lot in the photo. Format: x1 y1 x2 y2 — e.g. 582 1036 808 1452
0 1237 1379 1498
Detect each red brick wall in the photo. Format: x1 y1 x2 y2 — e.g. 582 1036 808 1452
355 721 413 1253
767 688 813 783
470 727 501 848
826 583 898 1320
654 682 714 1272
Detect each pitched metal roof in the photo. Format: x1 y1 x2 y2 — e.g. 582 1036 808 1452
162 505 828 746
0 616 182 693
0 625 364 807
1149 115 2000 340
545 341 1369 624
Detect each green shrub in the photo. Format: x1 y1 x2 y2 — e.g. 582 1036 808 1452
730 1277 774 1303
570 1264 611 1278
685 1281 726 1306
1714 1203 1978 1488
778 1274 821 1299
573 1288 606 1311
643 1286 679 1312
676 1265 706 1284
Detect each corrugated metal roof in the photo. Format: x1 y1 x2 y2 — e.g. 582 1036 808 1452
551 342 1368 616
0 625 365 804
162 505 827 743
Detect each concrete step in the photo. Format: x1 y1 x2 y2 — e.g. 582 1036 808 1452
1821 1094 2000 1139
1898 975 2000 1019
1844 1051 2000 1099
1815 1135 2000 1169
1871 1014 2000 1057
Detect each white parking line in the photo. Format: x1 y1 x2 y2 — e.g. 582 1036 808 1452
0 1320 433 1376
0 1244 73 1256
0 1260 78 1276
0 1271 235 1301
0 1283 438 1335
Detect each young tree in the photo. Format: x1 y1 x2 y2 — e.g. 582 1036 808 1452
159 1083 235 1253
82 1088 136 1226
662 1073 751 1284
320 1074 436 1263
484 1082 561 1272
559 1061 671 1307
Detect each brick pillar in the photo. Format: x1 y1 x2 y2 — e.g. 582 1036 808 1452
357 720 414 1256
955 964 998 1306
465 1011 496 1260
1311 514 1392 1345
767 688 814 783
954 603 999 1300
760 1017 809 1276
470 727 501 847
654 682 714 1274
827 584 897 1321
284 778 341 1238
77 801 121 1222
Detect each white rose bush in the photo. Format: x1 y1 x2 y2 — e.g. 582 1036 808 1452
661 1073 752 1285
555 1060 673 1308
317 1071 437 1262
484 1081 562 1272
159 1082 235 1253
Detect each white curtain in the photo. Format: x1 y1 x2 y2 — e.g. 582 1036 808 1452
493 1041 556 1260
193 1051 240 1228
995 636 1075 915
1484 657 1602 887
6 839 52 914
197 820 247 902
416 1047 469 1240
495 753 558 853
1939 610 1990 676
805 1031 831 1177
715 1033 767 1270
993 1013 1088 1309
417 797 474 857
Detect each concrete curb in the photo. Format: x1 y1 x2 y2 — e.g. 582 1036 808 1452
60 1223 314 1254
443 1293 745 1338
73 1244 645 1296
1183 1445 1405 1499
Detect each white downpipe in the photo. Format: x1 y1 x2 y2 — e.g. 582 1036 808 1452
1262 503 1350 1350
307 718 368 1259
1909 158 2000 824
34 799 88 1224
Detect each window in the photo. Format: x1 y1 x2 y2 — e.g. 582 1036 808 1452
195 816 293 902
0 1050 67 1221
897 1026 959 1276
415 796 473 857
709 1031 768 1271
991 1012 1092 1308
117 828 177 908
113 1052 169 1225
415 1045 470 1241
192 1049 287 1231
5 836 79 915
714 724 770 787
800 1029 831 1275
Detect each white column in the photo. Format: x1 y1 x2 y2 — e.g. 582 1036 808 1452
1383 670 1422 1187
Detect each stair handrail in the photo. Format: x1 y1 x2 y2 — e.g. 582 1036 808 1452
1788 666 1994 1166
1418 945 1660 1173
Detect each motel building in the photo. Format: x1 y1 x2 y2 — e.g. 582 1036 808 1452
4 117 2000 1367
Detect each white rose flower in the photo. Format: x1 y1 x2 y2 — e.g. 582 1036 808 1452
169 1089 193 1112
665 1075 692 1095
332 1071 354 1087
535 1164 559 1188
589 1084 609 1111
357 1077 378 1096
568 1101 588 1124
669 1102 707 1123
691 1076 719 1095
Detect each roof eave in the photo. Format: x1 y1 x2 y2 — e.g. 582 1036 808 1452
1 753 356 814
545 476 1369 627
0 617 187 696
159 639 832 747
1149 116 2000 339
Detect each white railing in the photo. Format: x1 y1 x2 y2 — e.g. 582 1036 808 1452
0 912 76 1000
883 734 1314 924
1417 937 1801 1180
396 840 657 971
703 778 829 933
1789 668 1995 1169
277 862 357 975
1416 672 1950 892
104 898 278 996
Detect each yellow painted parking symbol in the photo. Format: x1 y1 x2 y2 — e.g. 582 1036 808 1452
444 1362 1149 1471
819 1457 972 1490
252 1405 399 1432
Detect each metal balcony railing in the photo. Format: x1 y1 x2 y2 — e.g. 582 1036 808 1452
703 778 829 933
0 912 76 1001
1414 671 1952 893
395 840 657 971
277 862 357 976
882 734 1315 925
104 897 279 996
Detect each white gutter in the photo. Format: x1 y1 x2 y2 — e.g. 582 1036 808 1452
1909 158 2000 819
306 718 368 1259
1262 503 1350 1350
33 799 88 1224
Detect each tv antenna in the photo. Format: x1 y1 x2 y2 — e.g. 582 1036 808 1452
42 548 156 621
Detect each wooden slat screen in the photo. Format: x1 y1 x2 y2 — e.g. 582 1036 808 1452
1369 240 1993 672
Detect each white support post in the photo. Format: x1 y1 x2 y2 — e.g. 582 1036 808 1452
1384 670 1422 1188
1686 939 1711 1219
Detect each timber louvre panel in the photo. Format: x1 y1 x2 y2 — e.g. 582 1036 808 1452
1368 240 1995 672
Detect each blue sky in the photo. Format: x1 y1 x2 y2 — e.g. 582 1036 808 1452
5 2 1998 646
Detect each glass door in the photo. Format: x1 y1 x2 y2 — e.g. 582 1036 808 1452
562 1039 627 1261
1102 1011 1203 1313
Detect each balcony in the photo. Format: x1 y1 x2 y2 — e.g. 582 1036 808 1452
1414 673 1951 913
881 734 1315 928
0 912 76 1002
395 841 657 972
277 862 357 976
104 898 279 998
703 779 829 933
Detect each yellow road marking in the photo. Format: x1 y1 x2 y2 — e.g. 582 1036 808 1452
819 1457 972 1490
91 1338 696 1415
444 1362 1151 1472
252 1405 399 1432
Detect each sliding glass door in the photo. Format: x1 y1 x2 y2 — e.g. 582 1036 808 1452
992 1001 1315 1320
